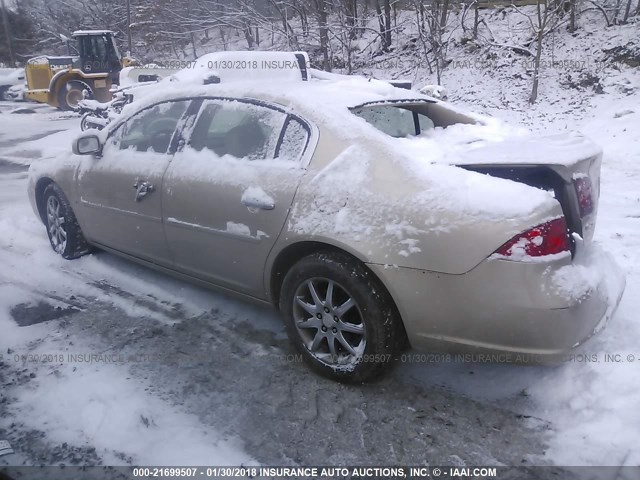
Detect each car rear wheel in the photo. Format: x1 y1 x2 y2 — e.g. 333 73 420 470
279 251 403 382
43 183 91 259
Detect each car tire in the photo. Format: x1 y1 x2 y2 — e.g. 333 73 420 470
80 113 91 131
279 251 404 383
42 183 91 259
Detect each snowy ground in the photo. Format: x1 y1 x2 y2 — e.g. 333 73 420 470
0 50 639 470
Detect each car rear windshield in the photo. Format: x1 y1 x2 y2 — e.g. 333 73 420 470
351 101 477 138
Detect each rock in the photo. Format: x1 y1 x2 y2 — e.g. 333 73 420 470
614 109 635 118
9 107 37 114
603 43 640 68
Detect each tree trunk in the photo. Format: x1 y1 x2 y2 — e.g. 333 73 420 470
383 0 392 47
317 0 331 71
352 0 359 37
219 26 227 51
473 1 479 39
613 0 623 23
530 29 544 103
345 0 357 40
302 6 309 37
569 0 577 31
244 26 255 49
374 0 386 48
190 32 197 59
621 0 633 22
440 0 450 33
0 0 16 66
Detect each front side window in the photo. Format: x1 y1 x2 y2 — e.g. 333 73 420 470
111 100 190 153
188 100 287 160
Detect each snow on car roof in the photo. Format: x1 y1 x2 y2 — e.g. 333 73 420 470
120 70 591 172
123 75 438 120
120 51 468 126
169 50 310 84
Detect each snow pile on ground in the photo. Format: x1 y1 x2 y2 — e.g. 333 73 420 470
527 98 640 466
0 304 255 466
5 359 252 466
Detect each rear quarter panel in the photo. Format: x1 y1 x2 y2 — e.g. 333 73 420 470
279 125 565 275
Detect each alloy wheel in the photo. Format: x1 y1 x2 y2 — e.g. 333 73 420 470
46 195 67 254
292 277 366 366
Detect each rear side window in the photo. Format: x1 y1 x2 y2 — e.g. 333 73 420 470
276 117 309 161
188 100 287 161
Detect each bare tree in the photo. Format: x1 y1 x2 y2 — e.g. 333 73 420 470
411 0 452 84
621 0 636 22
461 0 481 39
513 0 564 103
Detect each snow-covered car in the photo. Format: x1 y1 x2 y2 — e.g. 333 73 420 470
27 74 624 382
0 68 25 100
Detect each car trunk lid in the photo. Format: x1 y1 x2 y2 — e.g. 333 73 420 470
455 132 602 244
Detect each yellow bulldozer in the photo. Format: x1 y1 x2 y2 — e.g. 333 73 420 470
24 30 133 110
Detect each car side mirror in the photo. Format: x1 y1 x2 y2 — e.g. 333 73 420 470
73 134 102 156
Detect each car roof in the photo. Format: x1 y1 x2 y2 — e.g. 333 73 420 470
124 76 436 119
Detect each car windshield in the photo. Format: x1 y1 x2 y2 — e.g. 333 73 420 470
351 101 477 138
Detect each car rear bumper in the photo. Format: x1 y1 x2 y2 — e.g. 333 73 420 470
367 243 625 361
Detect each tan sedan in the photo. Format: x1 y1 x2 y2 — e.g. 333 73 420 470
28 75 624 381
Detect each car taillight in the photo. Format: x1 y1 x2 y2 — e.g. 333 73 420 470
574 176 594 217
494 217 570 258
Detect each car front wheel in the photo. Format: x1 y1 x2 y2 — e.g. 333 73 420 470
43 183 91 259
279 251 404 382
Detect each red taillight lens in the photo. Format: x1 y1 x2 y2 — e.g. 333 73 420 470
494 217 570 258
574 176 594 217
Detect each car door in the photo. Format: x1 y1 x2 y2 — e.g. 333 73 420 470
162 98 312 296
77 99 192 264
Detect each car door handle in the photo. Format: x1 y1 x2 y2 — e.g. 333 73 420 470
241 198 275 210
133 179 154 202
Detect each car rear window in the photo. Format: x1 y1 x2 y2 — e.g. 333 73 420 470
351 102 476 138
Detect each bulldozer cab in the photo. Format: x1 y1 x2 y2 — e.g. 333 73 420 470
72 30 122 77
